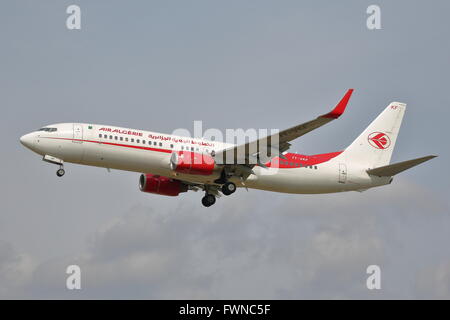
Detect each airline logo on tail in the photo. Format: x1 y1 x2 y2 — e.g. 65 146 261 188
368 132 391 149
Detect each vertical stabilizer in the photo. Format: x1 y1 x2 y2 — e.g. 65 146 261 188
337 102 406 167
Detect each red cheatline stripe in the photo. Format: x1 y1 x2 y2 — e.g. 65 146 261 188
42 137 340 167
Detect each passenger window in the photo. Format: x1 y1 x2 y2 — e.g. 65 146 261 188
170 144 174 148
136 139 140 143
159 142 162 147
191 147 194 151
142 140 146 144
131 138 134 143
154 142 157 146
109 135 113 139
120 137 123 141
314 166 318 169
115 136 118 140
125 137 128 142
99 134 102 138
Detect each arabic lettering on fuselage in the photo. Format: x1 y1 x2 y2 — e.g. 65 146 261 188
99 128 215 147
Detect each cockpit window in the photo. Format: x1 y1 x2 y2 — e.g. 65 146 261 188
37 128 57 132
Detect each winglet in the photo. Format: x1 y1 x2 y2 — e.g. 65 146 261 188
321 89 354 119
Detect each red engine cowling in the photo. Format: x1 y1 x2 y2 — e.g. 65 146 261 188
139 174 188 196
170 151 215 175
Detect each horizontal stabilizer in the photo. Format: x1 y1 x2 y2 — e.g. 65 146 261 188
366 155 437 177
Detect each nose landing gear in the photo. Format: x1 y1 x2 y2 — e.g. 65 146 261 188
42 155 65 177
56 166 65 177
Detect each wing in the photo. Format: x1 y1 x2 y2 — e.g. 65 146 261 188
214 89 354 165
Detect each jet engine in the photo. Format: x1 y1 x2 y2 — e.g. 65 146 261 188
139 173 188 196
170 151 215 175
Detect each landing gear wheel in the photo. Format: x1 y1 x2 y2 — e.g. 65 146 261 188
222 182 236 196
56 168 65 177
201 194 216 207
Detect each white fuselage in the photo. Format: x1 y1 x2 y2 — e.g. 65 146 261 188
20 123 391 194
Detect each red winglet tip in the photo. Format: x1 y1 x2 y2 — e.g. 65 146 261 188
322 89 354 119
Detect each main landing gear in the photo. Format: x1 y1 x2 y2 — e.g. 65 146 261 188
201 182 237 207
215 170 237 196
201 170 238 207
201 193 216 207
221 181 236 196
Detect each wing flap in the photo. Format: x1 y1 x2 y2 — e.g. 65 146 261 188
366 155 437 177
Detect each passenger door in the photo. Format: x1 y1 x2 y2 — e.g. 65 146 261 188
73 124 83 143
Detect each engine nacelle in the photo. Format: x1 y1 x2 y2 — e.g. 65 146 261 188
139 173 188 196
170 151 215 175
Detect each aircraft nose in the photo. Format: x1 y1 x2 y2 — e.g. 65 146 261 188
20 133 34 148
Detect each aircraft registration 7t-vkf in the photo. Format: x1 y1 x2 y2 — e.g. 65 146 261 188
20 90 436 207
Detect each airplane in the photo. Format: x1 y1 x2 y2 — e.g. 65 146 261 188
19 89 436 207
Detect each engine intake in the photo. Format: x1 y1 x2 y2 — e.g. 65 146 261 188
170 151 215 175
139 173 188 196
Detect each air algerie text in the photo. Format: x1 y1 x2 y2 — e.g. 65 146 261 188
99 127 143 137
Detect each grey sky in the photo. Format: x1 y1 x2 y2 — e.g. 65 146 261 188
0 0 449 298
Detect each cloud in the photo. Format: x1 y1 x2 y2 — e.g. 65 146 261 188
415 261 450 299
0 240 36 299
3 178 445 299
